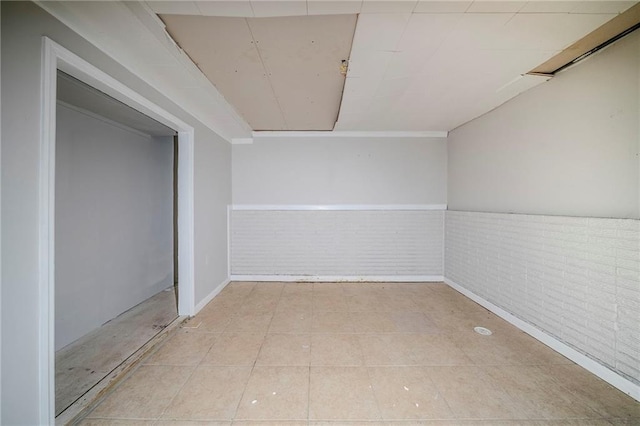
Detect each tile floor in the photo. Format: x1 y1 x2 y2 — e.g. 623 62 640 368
79 282 640 425
57 287 177 416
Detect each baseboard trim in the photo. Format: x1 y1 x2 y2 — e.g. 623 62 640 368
444 277 640 402
230 275 444 283
194 278 231 314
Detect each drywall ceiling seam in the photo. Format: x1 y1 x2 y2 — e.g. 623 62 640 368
252 130 448 138
332 13 360 130
35 0 251 142
244 17 289 130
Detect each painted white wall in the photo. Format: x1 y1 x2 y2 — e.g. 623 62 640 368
1 2 231 423
233 136 447 205
55 104 174 350
448 30 640 219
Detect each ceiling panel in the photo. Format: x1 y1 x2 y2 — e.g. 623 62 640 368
518 1 577 13
336 4 626 132
161 14 287 129
247 14 357 129
194 1 255 17
250 0 307 17
413 1 472 13
161 14 356 130
360 0 418 14
350 13 411 50
307 0 363 15
144 0 636 135
466 1 526 13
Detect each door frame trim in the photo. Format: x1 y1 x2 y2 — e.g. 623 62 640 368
39 37 196 423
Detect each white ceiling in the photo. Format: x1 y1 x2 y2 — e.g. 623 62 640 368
37 1 638 139
146 0 636 133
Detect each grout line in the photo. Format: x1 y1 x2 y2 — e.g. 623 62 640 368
229 282 284 421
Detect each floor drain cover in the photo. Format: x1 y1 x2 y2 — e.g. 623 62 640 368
474 326 493 336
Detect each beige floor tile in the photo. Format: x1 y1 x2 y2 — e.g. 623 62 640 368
256 334 311 366
225 313 273 333
201 333 265 366
56 289 178 416
407 334 473 366
451 329 566 366
378 294 420 312
484 365 600 419
156 421 231 426
202 291 248 312
544 364 640 418
235 366 309 420
313 282 344 293
250 283 284 297
426 366 523 419
350 312 398 333
367 366 453 420
391 311 442 333
609 419 640 425
268 311 311 333
191 308 234 332
162 366 251 420
309 422 404 426
341 283 383 296
276 294 313 312
145 330 217 365
346 294 385 312
309 366 381 420
237 297 279 315
223 281 256 294
358 334 415 366
85 281 639 425
78 420 155 426
311 334 365 366
233 422 307 426
198 296 244 316
311 311 354 333
281 282 314 295
88 365 192 419
312 293 349 312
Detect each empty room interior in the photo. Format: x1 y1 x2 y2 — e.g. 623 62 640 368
1 0 640 424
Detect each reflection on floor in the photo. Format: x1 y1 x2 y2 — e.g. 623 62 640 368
56 287 178 417
79 282 640 424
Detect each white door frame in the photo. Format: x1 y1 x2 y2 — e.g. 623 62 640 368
39 37 195 423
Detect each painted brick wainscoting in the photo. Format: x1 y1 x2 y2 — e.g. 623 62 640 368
445 210 640 388
231 209 444 280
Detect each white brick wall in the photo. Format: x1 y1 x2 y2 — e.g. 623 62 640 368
231 209 444 277
445 210 640 385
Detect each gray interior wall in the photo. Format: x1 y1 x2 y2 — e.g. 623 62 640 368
55 104 173 351
448 30 640 219
1 2 231 423
233 136 447 205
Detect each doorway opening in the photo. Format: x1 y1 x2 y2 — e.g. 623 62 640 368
54 71 179 417
39 38 195 425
